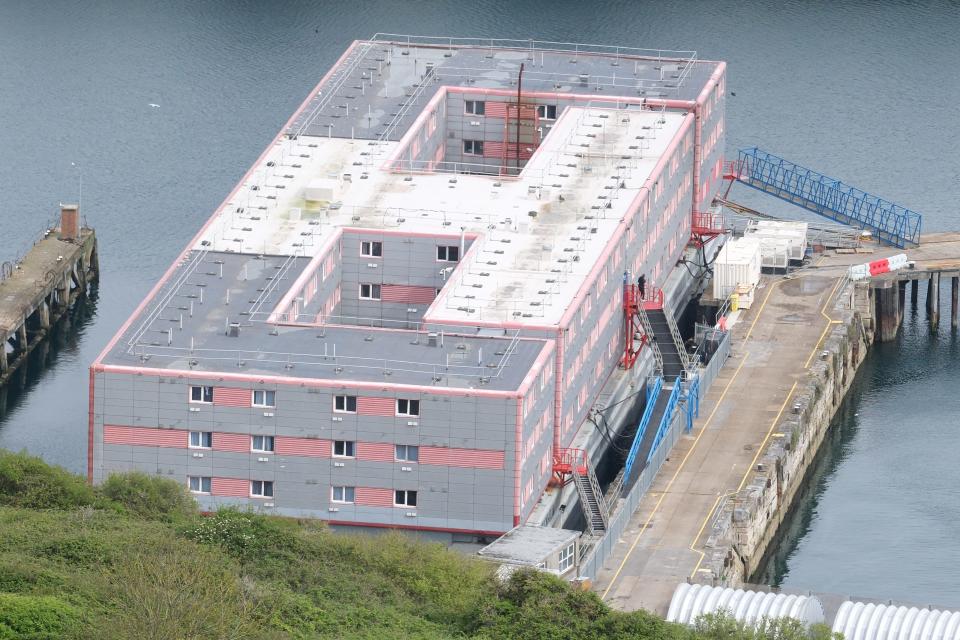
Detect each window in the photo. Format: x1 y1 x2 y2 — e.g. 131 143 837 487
333 440 355 458
396 399 420 417
395 444 419 462
332 486 355 503
188 476 211 494
359 283 381 300
251 480 274 498
558 542 575 573
436 245 460 262
252 435 275 452
189 431 212 449
394 490 417 507
464 100 485 116
189 385 213 404
536 104 558 120
334 395 357 413
360 240 382 257
252 389 276 408
463 140 483 156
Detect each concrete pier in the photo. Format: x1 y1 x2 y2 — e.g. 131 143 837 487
875 281 901 342
0 205 98 385
952 277 958 330
928 273 940 330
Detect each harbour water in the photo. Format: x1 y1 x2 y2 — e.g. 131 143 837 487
1 0 959 606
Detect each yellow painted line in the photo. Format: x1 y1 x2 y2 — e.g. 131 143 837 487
804 276 846 369
745 279 782 341
687 379 799 578
599 352 751 601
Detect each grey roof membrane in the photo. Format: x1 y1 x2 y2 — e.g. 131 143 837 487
286 37 720 141
478 525 580 564
102 251 545 392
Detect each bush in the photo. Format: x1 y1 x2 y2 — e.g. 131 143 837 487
99 471 197 521
0 451 95 510
182 508 297 565
0 593 79 640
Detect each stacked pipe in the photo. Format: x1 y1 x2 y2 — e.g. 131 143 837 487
666 584 825 628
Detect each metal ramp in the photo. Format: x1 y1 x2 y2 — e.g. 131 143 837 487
729 148 922 248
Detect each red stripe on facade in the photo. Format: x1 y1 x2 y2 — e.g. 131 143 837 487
357 441 394 462
214 387 251 407
358 397 395 417
355 487 395 507
213 432 249 453
420 446 505 470
212 477 249 497
103 425 186 448
380 284 436 304
482 142 535 159
275 436 331 457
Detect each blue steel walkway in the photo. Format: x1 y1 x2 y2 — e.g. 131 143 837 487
733 148 922 248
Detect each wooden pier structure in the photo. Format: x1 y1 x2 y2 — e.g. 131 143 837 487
0 205 99 385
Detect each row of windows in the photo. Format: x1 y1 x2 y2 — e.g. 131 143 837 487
463 100 558 120
187 387 420 417
187 477 417 507
189 386 275 407
359 241 460 262
186 431 419 462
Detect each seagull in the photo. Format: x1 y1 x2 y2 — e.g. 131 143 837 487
148 103 160 108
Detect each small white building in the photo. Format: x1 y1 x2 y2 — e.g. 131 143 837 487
712 237 762 302
478 525 581 578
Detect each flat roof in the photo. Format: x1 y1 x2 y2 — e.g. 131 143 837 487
478 525 580 564
194 106 687 326
101 251 546 392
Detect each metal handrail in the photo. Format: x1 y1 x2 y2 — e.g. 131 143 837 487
622 376 662 481
646 376 682 463
635 305 663 375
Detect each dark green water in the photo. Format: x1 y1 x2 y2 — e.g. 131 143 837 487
1 0 958 605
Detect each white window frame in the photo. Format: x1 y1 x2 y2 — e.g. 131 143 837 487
334 395 357 413
558 542 575 573
360 240 382 257
188 430 212 449
331 486 355 503
359 283 381 300
463 140 483 156
396 399 420 417
188 476 211 494
436 245 460 262
394 489 417 507
464 100 485 116
250 480 274 498
189 385 213 404
332 440 355 458
252 389 276 408
395 444 419 463
251 435 275 453
536 104 558 120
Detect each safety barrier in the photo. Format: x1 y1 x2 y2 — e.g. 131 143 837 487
647 377 682 463
622 377 662 482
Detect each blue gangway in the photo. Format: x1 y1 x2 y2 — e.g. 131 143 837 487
735 148 922 248
622 376 662 482
646 377 682 464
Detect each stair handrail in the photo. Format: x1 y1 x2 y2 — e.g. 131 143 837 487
635 305 663 375
661 303 694 374
646 376 683 463
622 376 663 482
573 459 609 532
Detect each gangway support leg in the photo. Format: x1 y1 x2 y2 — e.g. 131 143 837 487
952 277 958 331
898 281 906 323
928 274 940 330
911 279 919 308
874 281 900 343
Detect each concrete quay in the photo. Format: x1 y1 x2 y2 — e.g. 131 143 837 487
592 267 867 614
0 205 98 384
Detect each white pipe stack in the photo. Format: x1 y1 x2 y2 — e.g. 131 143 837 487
832 602 960 640
666 583 825 627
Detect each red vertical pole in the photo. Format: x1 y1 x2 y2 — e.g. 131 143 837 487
516 63 524 175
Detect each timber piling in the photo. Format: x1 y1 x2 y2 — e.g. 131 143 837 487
0 204 98 385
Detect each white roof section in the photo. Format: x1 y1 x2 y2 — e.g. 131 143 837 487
195 106 686 327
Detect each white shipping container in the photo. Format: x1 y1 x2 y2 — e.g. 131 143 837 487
745 220 808 262
713 237 762 299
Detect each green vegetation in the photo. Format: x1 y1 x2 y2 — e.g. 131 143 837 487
0 450 840 639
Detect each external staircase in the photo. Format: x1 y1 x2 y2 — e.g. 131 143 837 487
553 448 608 536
